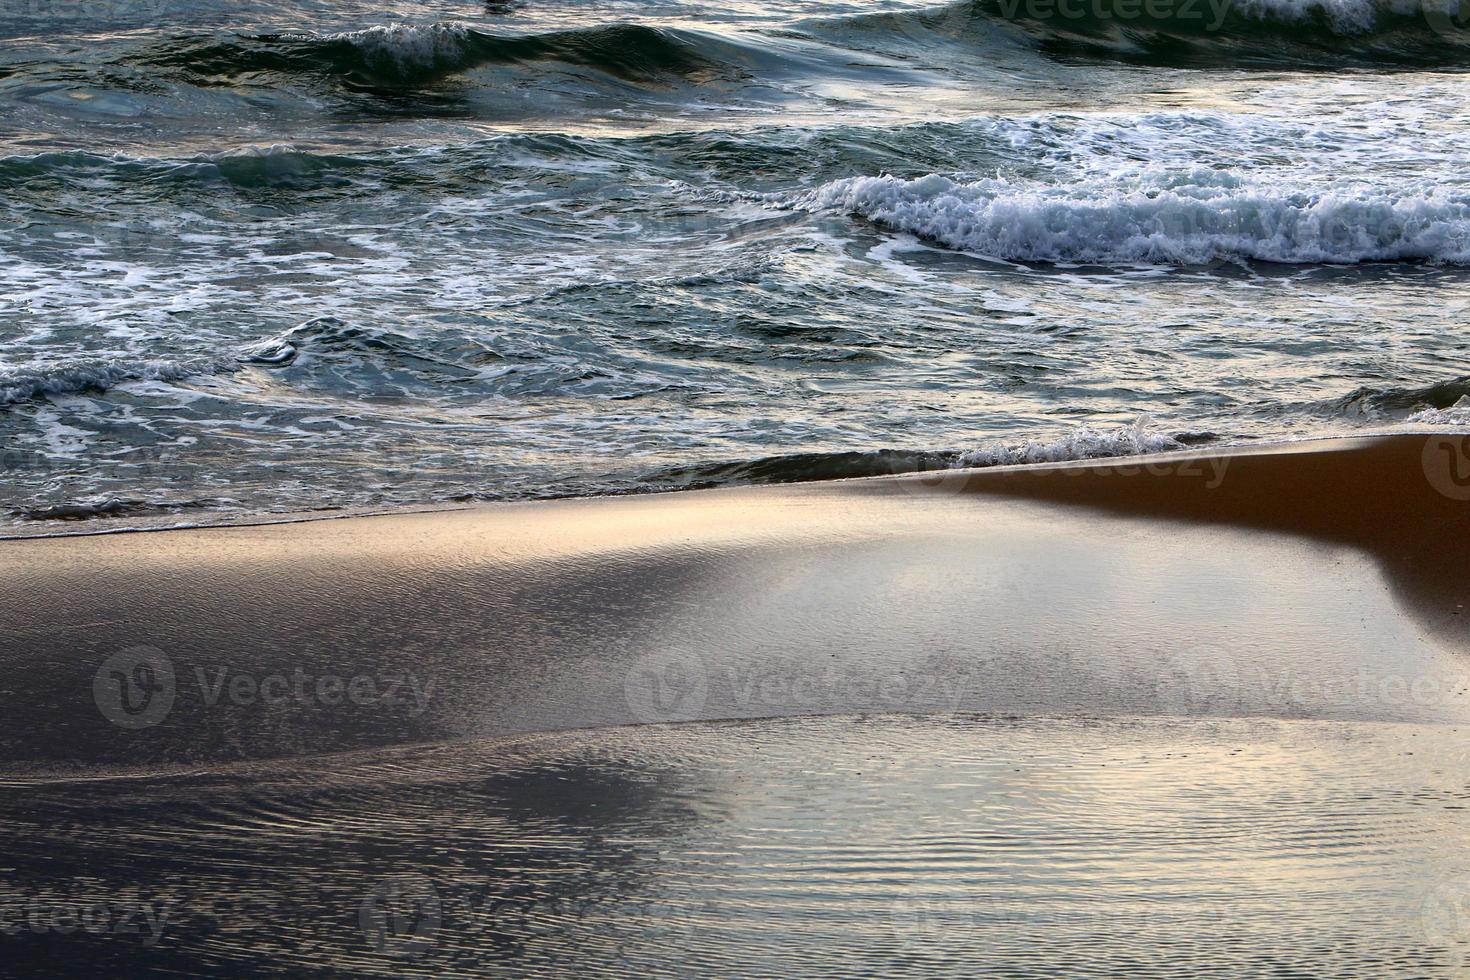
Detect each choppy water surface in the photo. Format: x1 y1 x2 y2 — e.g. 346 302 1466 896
7 0 1470 522
4 715 1469 976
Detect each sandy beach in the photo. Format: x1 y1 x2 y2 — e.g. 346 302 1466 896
2 432 1470 974
3 431 1469 776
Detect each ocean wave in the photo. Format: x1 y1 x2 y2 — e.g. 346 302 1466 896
0 335 318 407
0 144 372 191
1331 377 1470 421
14 497 214 522
0 358 223 407
280 22 482 73
643 449 957 489
955 419 1184 465
128 21 736 89
795 170 1470 266
644 421 1200 490
807 0 1470 69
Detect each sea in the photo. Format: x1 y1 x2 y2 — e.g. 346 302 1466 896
6 0 1470 526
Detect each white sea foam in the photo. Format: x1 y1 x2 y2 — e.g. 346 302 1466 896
1408 395 1470 424
956 419 1184 467
798 170 1470 265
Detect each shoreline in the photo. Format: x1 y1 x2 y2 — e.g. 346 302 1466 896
5 425 1467 542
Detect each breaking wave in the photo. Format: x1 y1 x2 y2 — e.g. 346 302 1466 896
1408 397 1470 424
0 334 320 408
797 171 1470 266
0 358 225 407
1329 377 1470 422
956 419 1186 465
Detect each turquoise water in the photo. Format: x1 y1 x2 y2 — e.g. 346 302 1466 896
6 0 1470 523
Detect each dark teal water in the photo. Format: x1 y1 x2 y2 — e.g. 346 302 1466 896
6 0 1470 525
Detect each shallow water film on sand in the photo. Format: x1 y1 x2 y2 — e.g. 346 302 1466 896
5 716 1470 977
8 0 1470 524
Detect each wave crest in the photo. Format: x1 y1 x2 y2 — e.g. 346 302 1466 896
0 358 221 407
1330 377 1470 422
294 22 479 73
797 170 1470 266
1408 396 1470 424
131 21 731 89
643 421 1198 491
957 420 1184 466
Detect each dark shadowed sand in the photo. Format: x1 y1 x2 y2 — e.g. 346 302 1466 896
3 432 1470 976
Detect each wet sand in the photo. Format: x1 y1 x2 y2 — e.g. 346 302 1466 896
2 431 1469 778
4 714 1468 977
6 432 1470 976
